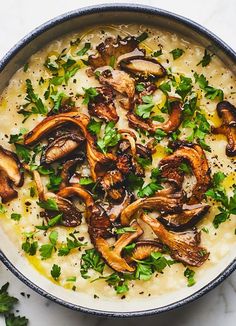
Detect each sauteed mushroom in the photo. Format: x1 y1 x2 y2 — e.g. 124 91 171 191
142 214 209 267
0 145 24 203
88 86 118 123
130 240 163 260
88 36 142 69
159 142 211 204
212 101 236 156
127 100 183 134
158 204 210 231
120 56 166 81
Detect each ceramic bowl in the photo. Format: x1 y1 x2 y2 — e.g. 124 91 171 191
0 3 236 317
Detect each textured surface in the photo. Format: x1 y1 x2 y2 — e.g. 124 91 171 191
0 0 236 325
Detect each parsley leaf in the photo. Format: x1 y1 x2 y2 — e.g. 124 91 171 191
184 268 196 286
114 227 136 235
15 144 31 163
76 43 91 56
37 198 59 211
138 167 163 197
136 32 148 43
51 264 61 280
97 122 121 153
197 49 214 67
136 83 145 92
152 49 163 57
0 283 18 313
39 230 58 260
170 48 185 60
10 213 21 221
82 87 99 105
80 248 105 279
36 214 62 231
126 173 144 191
79 177 94 186
176 75 193 99
58 234 86 256
194 73 224 101
87 119 102 135
159 82 171 94
135 95 154 119
5 313 28 326
0 204 6 214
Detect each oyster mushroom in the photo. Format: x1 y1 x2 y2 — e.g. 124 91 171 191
88 86 118 123
120 195 182 226
106 190 134 222
23 165 82 227
212 101 236 156
41 133 85 164
24 112 116 180
142 214 209 267
0 145 24 203
159 142 211 204
158 204 210 231
130 240 163 260
99 69 135 108
59 155 85 189
120 56 166 81
88 36 142 69
127 100 183 134
58 185 140 273
100 169 125 202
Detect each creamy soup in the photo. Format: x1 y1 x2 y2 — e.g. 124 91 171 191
0 24 235 300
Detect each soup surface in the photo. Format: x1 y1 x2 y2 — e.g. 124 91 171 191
0 24 236 300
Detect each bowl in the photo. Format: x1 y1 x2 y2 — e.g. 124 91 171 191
0 3 236 318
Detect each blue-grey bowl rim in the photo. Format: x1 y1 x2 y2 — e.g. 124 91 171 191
0 3 236 318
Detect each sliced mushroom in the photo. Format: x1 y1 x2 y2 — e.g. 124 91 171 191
106 190 134 222
130 240 163 260
59 155 85 189
212 101 236 156
142 214 209 267
158 204 210 231
88 87 118 123
58 185 139 273
24 112 116 180
159 142 211 204
41 133 85 164
120 195 182 226
127 100 183 134
100 169 125 202
120 56 166 81
44 193 82 227
99 69 135 104
0 145 24 203
88 36 141 69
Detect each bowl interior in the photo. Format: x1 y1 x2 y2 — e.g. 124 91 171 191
0 5 236 317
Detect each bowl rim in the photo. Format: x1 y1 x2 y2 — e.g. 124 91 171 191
0 3 236 318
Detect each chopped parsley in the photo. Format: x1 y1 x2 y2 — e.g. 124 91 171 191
194 73 224 101
197 49 214 67
136 32 148 43
76 42 91 56
138 167 163 197
51 264 61 280
0 204 6 214
97 122 121 153
205 173 236 228
5 313 28 326
159 82 171 94
14 144 31 164
170 48 185 60
37 198 59 211
80 248 105 279
136 83 145 92
87 119 102 135
39 230 58 260
0 283 18 313
126 173 144 191
114 227 136 235
176 75 193 99
152 49 163 57
10 213 21 221
36 214 62 231
184 268 196 286
79 177 94 186
58 233 86 256
135 95 154 119
82 87 99 105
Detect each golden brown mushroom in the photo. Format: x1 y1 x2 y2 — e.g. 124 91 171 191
158 204 210 231
130 240 163 261
212 101 236 156
141 214 209 267
88 87 118 123
127 100 183 134
0 145 24 203
24 112 116 180
120 56 166 81
159 142 211 204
